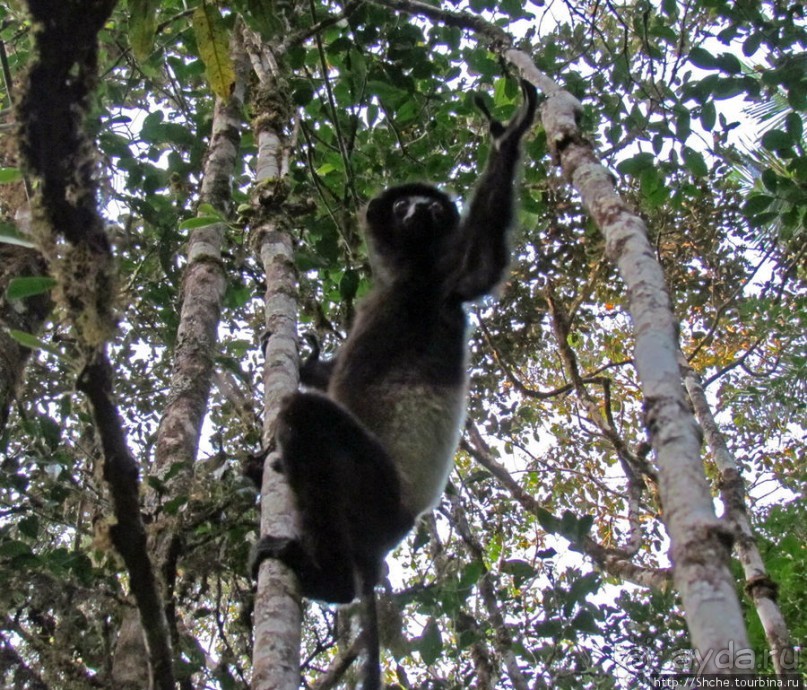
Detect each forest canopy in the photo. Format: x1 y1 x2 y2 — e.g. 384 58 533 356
0 0 804 689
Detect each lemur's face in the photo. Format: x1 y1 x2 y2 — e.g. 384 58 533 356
363 185 460 280
391 195 452 230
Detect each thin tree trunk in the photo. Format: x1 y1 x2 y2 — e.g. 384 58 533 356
242 23 303 690
682 361 795 674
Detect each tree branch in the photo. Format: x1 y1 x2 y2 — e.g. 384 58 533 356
76 355 175 690
463 422 671 590
681 360 795 674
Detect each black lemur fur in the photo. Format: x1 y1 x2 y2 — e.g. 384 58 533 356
252 80 537 688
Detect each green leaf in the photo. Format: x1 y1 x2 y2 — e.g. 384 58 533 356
616 152 655 176
576 514 595 539
500 0 525 19
6 276 57 300
0 223 36 249
0 539 33 559
37 414 61 450
712 77 746 100
743 32 762 57
747 211 778 228
501 559 536 587
315 162 337 176
787 86 807 110
535 507 559 534
457 560 484 593
700 101 716 131
193 4 235 100
761 168 780 191
744 194 775 215
129 0 160 62
164 494 189 515
689 47 717 70
0 167 22 184
785 112 804 142
569 572 600 602
534 619 563 638
417 619 443 665
179 216 223 231
559 510 578 538
571 610 600 634
7 330 60 356
676 109 691 140
761 129 793 152
639 166 664 203
224 283 251 309
197 202 222 217
682 147 708 177
714 53 742 75
339 269 359 302
18 515 40 539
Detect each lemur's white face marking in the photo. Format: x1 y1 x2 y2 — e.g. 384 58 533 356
392 196 449 226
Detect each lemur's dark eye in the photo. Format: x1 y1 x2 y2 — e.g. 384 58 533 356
429 201 444 220
393 198 409 219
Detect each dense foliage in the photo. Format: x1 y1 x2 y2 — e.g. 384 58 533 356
0 0 804 688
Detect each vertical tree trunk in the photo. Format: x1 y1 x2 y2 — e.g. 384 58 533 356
682 362 795 674
243 24 303 690
17 3 176 687
508 47 751 669
115 23 250 686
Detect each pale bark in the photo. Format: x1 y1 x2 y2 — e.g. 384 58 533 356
243 23 303 690
105 28 251 687
683 362 795 674
506 47 751 668
251 228 302 690
110 612 150 689
310 634 364 690
147 33 247 497
152 27 248 489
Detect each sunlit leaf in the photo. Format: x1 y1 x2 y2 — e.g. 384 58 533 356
179 216 223 230
0 167 22 184
193 4 235 100
0 224 36 248
7 329 60 356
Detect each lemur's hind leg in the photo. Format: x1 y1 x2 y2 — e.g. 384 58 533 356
252 392 409 603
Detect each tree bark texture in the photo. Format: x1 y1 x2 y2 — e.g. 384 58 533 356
683 363 795 674
506 47 751 669
17 3 176 687
245 25 303 690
